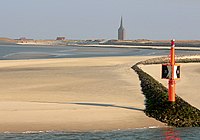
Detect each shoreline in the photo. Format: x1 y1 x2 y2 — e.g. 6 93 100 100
1 42 200 52
80 44 200 51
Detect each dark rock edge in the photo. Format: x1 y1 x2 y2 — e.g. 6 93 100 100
132 56 200 127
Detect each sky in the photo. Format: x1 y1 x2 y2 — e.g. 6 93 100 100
0 0 200 40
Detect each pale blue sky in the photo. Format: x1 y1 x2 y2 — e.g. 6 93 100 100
0 0 200 40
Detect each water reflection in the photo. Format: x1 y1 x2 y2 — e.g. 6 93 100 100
164 128 181 140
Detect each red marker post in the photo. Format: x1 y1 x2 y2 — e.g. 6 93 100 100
169 39 176 102
161 39 180 102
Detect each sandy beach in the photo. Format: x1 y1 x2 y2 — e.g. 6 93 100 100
0 56 165 132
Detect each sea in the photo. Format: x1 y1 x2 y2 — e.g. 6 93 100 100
0 127 200 140
0 45 199 140
0 44 199 60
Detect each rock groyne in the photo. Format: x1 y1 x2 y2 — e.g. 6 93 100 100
132 55 200 127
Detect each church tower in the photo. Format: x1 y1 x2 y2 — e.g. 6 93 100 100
118 17 125 40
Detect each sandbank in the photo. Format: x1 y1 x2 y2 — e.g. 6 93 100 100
82 44 200 51
0 56 165 132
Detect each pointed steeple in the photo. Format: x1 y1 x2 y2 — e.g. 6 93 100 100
118 16 125 40
120 16 123 28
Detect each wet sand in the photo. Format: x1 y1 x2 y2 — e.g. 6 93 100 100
0 56 165 132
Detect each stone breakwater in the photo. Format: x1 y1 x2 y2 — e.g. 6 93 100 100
132 55 200 127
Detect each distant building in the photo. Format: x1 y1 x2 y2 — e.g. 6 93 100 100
56 37 65 40
17 37 33 43
118 17 125 40
19 37 27 40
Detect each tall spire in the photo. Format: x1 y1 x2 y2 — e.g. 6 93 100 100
120 16 123 28
118 16 125 40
